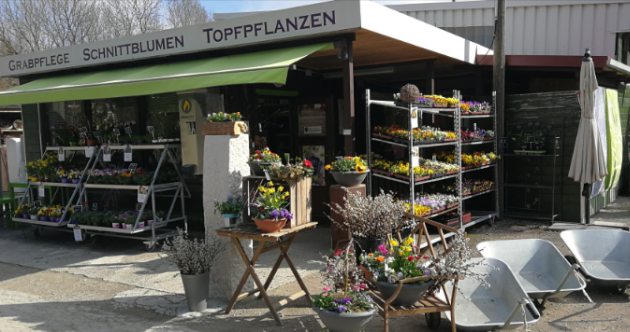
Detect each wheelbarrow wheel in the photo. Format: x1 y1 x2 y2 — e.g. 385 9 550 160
425 312 441 330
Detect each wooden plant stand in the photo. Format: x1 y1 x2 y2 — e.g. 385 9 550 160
365 213 461 332
216 222 317 326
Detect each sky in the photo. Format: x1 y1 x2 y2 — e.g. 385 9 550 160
200 0 480 14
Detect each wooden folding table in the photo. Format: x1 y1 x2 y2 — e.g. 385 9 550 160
216 222 318 325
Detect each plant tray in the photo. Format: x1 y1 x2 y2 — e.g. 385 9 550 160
461 166 474 170
373 170 394 177
514 150 548 155
483 111 492 114
443 138 457 142
445 171 459 175
433 105 447 108
461 140 472 143
447 203 459 209
462 192 472 196
394 175 429 182
484 138 494 141
446 212 471 226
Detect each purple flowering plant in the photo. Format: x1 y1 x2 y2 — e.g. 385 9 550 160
213 194 246 215
313 242 375 313
250 181 293 222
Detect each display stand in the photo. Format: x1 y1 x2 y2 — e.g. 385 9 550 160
216 222 318 326
12 146 98 235
69 144 190 250
365 90 499 241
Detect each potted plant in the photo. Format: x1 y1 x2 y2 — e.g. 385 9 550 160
247 148 281 176
313 243 376 332
327 189 407 262
162 229 226 312
361 237 435 306
325 157 369 187
250 181 293 233
28 206 39 220
214 194 246 229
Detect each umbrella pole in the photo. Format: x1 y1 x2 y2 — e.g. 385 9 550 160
582 183 592 225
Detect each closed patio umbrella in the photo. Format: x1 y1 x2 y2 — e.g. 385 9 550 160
568 49 607 224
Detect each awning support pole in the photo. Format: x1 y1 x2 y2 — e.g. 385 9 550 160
339 39 355 156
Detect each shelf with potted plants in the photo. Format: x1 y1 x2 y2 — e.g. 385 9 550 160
15 147 98 229
67 208 168 234
70 143 189 246
435 151 500 174
366 85 464 230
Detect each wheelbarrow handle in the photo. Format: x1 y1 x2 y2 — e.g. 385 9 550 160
502 299 531 329
543 263 581 302
526 302 540 320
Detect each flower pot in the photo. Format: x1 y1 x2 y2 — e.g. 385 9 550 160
61 178 69 183
87 139 96 146
30 215 38 220
72 179 80 184
253 218 287 233
316 309 375 332
112 223 120 229
222 214 241 228
22 214 29 219
55 218 61 223
354 238 383 264
331 171 369 187
40 216 48 221
138 222 145 228
247 162 272 176
376 280 436 306
181 271 210 312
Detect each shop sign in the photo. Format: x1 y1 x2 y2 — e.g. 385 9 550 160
0 1 360 77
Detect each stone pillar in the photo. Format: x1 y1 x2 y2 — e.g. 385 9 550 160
203 134 253 301
330 184 365 249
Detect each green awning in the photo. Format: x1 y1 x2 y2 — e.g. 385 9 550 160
0 43 333 106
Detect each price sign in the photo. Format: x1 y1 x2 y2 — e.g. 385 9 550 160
124 145 132 162
103 144 111 162
411 108 419 128
432 155 437 162
137 186 148 203
38 182 45 197
129 163 138 174
411 147 420 168
85 146 95 158
58 147 65 162
73 226 83 242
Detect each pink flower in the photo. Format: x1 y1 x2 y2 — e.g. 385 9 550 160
323 286 331 291
360 284 367 289
353 286 360 291
378 244 388 256
322 293 328 297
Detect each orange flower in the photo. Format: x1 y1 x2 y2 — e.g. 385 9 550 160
376 256 385 262
345 156 352 160
368 253 374 257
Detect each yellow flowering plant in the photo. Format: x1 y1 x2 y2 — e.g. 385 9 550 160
248 147 281 163
251 181 292 221
361 237 433 285
325 157 368 174
207 112 242 122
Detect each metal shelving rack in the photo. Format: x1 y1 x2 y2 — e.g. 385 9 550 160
70 144 190 250
501 120 563 222
366 90 500 235
12 146 99 234
366 89 464 230
459 91 500 228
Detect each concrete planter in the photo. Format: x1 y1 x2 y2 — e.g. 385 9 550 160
331 171 369 187
181 271 210 312
376 280 435 306
246 162 272 176
316 309 375 332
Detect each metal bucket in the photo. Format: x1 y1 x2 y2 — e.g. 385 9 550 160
180 272 209 312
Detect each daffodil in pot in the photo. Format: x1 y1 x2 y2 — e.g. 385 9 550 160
214 194 246 229
361 237 435 306
325 157 369 187
162 229 226 312
247 147 281 176
250 181 293 233
313 242 376 332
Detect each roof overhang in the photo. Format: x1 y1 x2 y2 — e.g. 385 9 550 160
0 0 490 79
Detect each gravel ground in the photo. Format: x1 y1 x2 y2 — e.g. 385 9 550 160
1 219 630 331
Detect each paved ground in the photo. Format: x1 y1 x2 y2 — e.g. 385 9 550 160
1 207 630 331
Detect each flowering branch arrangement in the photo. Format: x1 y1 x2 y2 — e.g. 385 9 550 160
313 242 375 313
325 156 367 173
326 189 407 240
250 181 293 221
161 229 226 275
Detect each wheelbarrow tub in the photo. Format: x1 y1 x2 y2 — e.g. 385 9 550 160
437 258 540 331
477 239 585 299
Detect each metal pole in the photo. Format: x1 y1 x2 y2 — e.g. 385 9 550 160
494 0 506 218
341 39 355 156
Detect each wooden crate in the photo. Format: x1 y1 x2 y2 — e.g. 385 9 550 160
242 176 312 229
202 121 248 136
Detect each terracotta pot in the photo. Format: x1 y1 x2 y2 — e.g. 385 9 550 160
87 139 96 146
253 218 287 233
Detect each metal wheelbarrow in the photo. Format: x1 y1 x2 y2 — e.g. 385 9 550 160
436 258 540 331
561 230 630 293
477 239 589 312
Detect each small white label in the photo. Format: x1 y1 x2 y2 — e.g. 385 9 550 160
224 217 231 228
304 126 322 134
412 148 420 168
85 146 94 158
73 227 83 242
473 123 477 131
264 170 271 181
124 145 132 161
103 152 111 162
58 147 65 162
138 186 148 203
343 129 352 136
129 163 138 174
38 182 45 197
432 155 437 162
411 108 418 128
